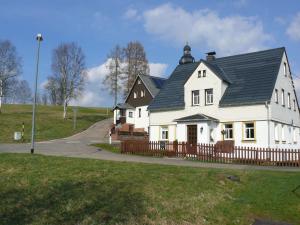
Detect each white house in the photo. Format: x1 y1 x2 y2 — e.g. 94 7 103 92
147 45 300 149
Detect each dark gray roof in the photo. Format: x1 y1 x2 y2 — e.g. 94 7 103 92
113 103 134 110
148 47 285 111
139 74 166 97
174 114 218 122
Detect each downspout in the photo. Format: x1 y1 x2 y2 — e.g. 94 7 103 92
265 101 270 149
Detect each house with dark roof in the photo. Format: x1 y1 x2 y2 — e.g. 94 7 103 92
113 74 166 136
148 44 300 148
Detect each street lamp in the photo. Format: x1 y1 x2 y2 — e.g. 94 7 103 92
30 33 43 154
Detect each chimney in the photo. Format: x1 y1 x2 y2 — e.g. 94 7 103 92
206 51 216 61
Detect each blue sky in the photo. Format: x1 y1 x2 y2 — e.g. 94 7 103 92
1 0 300 106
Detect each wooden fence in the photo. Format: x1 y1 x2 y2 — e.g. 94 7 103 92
121 140 300 167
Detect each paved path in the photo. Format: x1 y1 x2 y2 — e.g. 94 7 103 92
0 118 299 172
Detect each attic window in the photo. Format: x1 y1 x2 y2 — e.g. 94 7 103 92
275 89 278 104
141 90 145 97
284 62 287 77
288 93 291 109
198 71 201 78
134 92 137 99
203 70 206 77
293 99 296 111
281 89 285 106
138 80 141 84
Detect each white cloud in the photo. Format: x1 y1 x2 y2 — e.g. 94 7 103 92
149 63 168 77
143 4 272 56
274 16 286 26
124 8 141 20
287 12 300 41
70 60 168 107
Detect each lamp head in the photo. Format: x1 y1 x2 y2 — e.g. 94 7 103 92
36 33 43 41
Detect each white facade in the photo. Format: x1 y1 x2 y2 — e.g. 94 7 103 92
149 55 300 149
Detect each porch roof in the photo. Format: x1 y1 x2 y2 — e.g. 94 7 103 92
174 113 218 123
113 103 134 110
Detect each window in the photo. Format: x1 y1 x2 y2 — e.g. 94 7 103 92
287 93 291 108
244 122 255 140
284 62 287 77
293 128 297 143
192 90 200 106
138 80 141 84
203 70 206 77
205 89 213 105
138 108 141 118
198 71 201 78
161 127 169 140
281 89 285 106
293 99 297 111
224 124 233 140
281 124 286 142
141 90 145 97
275 89 278 103
134 92 137 99
128 111 133 118
274 123 279 142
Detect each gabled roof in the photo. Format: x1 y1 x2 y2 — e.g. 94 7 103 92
124 74 167 103
113 103 134 110
174 113 218 122
148 47 286 111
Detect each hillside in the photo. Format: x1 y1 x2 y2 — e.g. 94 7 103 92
0 104 112 143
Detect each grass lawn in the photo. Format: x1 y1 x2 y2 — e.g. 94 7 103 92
0 153 299 225
0 104 112 143
92 143 121 154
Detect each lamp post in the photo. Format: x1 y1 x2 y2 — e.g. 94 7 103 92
30 33 43 154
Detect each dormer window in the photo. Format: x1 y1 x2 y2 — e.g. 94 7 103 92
192 90 199 106
284 62 287 77
203 70 206 77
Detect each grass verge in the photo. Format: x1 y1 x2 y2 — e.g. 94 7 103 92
92 143 121 154
0 153 299 225
0 104 112 143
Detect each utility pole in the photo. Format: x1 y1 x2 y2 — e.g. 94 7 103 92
30 33 43 154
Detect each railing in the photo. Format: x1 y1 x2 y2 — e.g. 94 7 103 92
121 140 300 167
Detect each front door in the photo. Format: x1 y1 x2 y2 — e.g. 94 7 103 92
187 125 197 154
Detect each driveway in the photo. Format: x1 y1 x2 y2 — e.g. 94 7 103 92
0 117 299 172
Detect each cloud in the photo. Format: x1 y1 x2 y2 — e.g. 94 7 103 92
149 63 168 77
70 60 168 107
124 8 141 20
143 4 272 56
274 16 287 26
286 12 300 41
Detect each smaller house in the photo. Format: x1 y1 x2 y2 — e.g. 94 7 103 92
112 74 166 139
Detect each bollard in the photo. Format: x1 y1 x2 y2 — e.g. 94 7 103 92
21 122 25 142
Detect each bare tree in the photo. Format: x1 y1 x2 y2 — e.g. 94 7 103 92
44 76 59 105
123 41 149 97
102 45 124 106
14 80 32 104
48 43 86 119
0 40 22 112
42 92 48 105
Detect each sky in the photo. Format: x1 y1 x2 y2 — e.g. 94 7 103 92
1 0 300 107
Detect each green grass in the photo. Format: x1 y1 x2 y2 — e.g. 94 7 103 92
0 104 112 143
0 153 299 225
92 143 121 153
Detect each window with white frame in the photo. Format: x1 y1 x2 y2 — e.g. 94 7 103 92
138 80 141 84
281 89 285 106
293 128 297 143
203 70 206 77
128 111 133 118
198 70 201 78
224 124 233 140
134 92 137 99
284 62 287 77
274 123 279 142
288 93 291 108
281 124 286 142
293 99 296 111
205 89 213 105
192 90 200 106
275 89 278 103
244 122 255 140
161 127 168 140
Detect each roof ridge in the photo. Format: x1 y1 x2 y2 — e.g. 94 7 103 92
202 47 285 61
